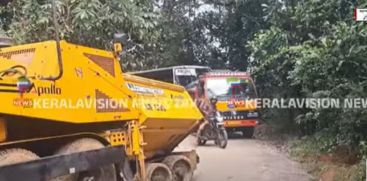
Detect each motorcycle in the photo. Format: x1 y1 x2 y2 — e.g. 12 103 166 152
197 110 228 149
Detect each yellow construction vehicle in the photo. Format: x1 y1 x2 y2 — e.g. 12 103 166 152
0 36 203 181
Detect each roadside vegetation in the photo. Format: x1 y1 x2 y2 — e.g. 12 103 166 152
1 0 366 180
291 136 366 181
249 1 367 180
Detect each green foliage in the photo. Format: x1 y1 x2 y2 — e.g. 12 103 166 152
290 22 367 146
291 136 366 181
211 0 270 70
2 0 158 47
248 0 367 155
0 0 159 70
0 0 271 71
248 26 303 133
155 0 269 69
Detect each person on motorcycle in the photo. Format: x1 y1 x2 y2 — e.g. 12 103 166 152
196 96 217 132
208 97 219 123
196 95 227 148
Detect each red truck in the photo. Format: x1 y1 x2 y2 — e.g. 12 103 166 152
187 71 259 138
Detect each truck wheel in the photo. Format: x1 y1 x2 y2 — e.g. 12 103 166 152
51 138 117 181
146 163 173 181
118 157 134 181
163 155 193 181
0 148 39 166
242 127 255 138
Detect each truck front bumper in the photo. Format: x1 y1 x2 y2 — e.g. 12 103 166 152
224 119 258 128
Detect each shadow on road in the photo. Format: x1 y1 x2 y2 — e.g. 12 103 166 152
227 131 253 140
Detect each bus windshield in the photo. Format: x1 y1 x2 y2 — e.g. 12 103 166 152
206 77 256 101
176 75 198 87
174 67 209 87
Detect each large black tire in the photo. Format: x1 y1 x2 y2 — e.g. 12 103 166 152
217 129 228 149
163 155 193 181
146 163 173 181
119 157 134 181
242 127 255 138
51 138 117 181
0 148 39 166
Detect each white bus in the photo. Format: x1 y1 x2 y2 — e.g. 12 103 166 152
129 65 211 87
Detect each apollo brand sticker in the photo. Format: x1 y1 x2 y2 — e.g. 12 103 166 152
126 83 163 95
30 84 62 96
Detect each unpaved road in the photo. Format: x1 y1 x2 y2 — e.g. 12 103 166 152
176 136 312 181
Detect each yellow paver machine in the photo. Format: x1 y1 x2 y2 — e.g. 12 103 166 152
0 37 203 181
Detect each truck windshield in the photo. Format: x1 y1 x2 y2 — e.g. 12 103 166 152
206 77 256 101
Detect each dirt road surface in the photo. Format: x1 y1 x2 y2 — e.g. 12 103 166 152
175 136 312 181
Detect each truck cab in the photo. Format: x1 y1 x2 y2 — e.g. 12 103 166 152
188 71 259 138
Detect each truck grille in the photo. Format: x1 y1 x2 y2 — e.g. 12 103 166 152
221 111 258 120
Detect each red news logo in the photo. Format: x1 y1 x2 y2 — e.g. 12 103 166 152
227 100 257 109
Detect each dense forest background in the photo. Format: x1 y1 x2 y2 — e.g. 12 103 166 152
1 0 367 162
